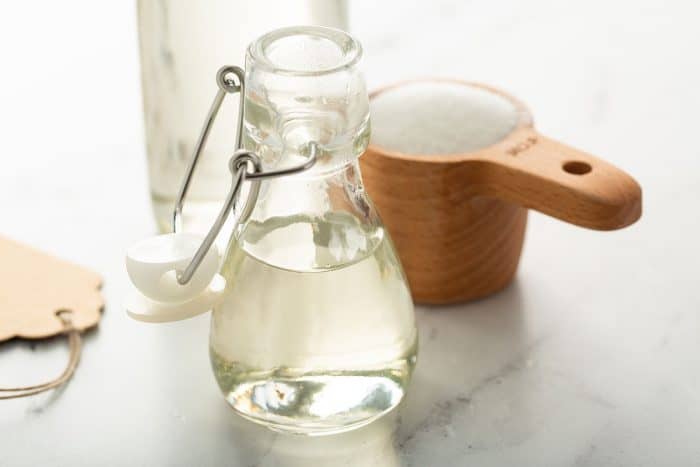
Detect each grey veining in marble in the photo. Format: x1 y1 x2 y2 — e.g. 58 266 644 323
1 0 700 466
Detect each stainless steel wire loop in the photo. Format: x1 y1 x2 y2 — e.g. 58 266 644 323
172 65 246 234
171 65 318 285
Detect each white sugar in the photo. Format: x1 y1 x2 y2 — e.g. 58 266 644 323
370 81 518 155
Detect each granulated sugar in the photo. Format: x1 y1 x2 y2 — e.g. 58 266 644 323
370 81 518 155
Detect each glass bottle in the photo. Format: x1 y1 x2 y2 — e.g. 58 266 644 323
208 26 418 435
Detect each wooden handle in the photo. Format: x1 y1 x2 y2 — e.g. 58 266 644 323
474 128 642 230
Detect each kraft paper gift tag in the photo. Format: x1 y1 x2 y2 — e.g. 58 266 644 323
0 235 104 399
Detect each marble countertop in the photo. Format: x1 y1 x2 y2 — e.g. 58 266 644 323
1 1 699 465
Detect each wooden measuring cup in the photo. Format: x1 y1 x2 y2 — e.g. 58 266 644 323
360 79 642 304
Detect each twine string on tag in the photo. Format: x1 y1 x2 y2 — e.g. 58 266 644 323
0 310 82 400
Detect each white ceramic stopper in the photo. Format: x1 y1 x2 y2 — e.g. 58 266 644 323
125 233 219 303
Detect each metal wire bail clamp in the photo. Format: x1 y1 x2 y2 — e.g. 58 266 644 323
171 65 318 286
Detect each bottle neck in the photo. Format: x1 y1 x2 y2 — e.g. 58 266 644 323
236 25 373 270
235 157 383 272
240 100 372 233
244 157 370 225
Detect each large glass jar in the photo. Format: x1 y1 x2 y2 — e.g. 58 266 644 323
209 27 418 435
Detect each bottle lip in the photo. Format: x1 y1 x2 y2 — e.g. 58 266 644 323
247 26 362 77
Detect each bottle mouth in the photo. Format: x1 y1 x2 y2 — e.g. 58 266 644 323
248 26 362 76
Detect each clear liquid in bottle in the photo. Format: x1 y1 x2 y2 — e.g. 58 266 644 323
210 213 417 435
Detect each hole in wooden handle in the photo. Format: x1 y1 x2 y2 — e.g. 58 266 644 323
563 160 592 175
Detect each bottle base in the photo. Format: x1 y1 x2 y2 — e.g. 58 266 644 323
223 372 408 436
212 350 416 436
229 400 399 436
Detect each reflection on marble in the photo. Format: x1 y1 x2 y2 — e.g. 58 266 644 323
224 409 400 467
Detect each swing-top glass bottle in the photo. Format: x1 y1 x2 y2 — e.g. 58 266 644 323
208 26 418 435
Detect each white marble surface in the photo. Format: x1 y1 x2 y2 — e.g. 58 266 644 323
1 1 700 465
